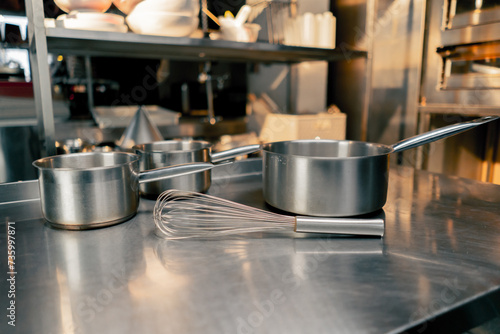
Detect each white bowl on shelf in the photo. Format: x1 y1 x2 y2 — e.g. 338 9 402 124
126 11 199 37
54 0 112 13
220 23 261 43
55 12 128 32
129 0 199 16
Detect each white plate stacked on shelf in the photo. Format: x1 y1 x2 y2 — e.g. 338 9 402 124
55 12 128 33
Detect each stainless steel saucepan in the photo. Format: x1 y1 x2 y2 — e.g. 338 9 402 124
133 140 261 198
33 152 216 230
262 116 499 217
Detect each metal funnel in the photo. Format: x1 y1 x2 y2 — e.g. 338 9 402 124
117 106 163 149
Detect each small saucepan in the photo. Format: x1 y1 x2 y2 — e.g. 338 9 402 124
133 140 261 198
33 152 216 230
262 116 499 217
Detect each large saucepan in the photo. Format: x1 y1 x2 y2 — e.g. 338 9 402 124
33 152 215 230
133 141 260 198
262 116 499 217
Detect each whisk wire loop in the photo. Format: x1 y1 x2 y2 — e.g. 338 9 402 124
154 189 294 239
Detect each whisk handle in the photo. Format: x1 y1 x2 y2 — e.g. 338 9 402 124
294 217 384 237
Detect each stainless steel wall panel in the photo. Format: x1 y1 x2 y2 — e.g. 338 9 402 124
368 0 425 147
329 0 374 141
331 0 426 159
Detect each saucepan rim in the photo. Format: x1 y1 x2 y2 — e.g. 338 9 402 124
262 139 393 160
32 151 140 171
133 140 212 154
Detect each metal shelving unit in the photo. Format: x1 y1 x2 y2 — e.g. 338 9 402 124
45 27 366 63
25 0 367 156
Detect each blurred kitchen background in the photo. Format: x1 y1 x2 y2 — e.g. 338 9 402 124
1 0 499 184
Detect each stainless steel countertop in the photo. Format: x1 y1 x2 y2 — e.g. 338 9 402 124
1 159 500 333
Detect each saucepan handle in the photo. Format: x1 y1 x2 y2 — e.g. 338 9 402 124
139 162 217 184
391 116 499 153
294 217 385 237
211 144 261 163
138 144 261 184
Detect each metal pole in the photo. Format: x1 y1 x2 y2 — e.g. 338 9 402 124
84 56 95 120
204 61 217 124
25 0 56 157
200 0 209 36
360 0 376 142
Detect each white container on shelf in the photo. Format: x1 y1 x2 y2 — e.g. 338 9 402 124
301 12 316 47
283 11 336 49
317 11 336 49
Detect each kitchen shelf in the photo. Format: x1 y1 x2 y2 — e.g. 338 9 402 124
45 27 367 63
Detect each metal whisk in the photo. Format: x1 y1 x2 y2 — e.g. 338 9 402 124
154 190 384 240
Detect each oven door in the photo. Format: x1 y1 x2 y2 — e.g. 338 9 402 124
420 0 500 110
418 0 500 184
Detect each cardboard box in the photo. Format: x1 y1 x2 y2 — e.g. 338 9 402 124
258 112 346 143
